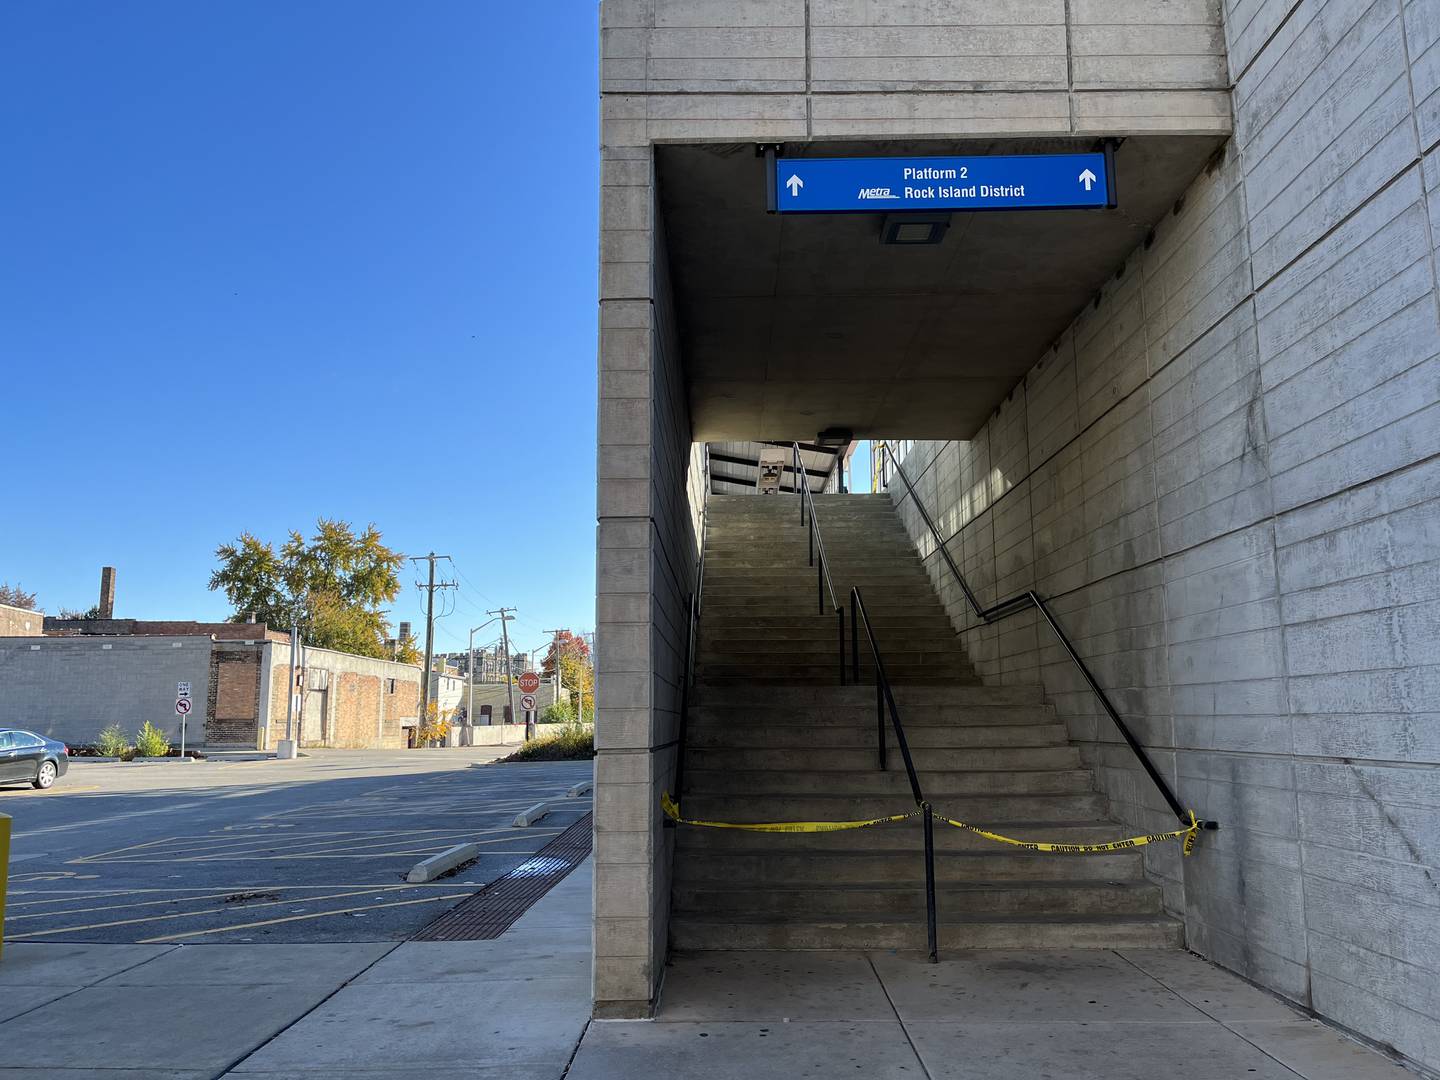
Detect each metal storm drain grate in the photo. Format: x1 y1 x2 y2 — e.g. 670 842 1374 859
411 812 592 941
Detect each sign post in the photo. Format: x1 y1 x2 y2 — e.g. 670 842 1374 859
770 150 1117 214
175 680 192 759
517 672 540 741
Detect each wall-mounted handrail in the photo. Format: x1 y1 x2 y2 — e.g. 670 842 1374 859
875 441 1215 832
671 449 710 809
851 586 938 962
793 442 846 686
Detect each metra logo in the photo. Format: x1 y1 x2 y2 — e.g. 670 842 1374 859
858 187 899 199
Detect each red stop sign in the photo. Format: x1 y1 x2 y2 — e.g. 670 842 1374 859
518 671 541 695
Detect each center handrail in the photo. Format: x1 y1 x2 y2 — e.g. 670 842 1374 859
874 441 1215 833
792 442 846 685
850 585 938 961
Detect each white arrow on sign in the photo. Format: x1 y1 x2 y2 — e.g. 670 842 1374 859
786 174 804 197
1078 168 1098 191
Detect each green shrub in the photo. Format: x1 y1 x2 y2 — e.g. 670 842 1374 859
500 721 594 762
134 720 171 758
97 724 132 758
539 700 574 725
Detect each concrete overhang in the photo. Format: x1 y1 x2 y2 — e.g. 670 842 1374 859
656 135 1229 442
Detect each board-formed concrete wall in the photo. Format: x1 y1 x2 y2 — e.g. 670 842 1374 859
887 1 1440 1068
596 0 1235 1017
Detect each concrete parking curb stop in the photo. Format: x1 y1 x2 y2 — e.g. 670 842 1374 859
514 799 562 827
407 842 480 883
566 779 594 798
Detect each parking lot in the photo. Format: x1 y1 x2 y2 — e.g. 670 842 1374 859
0 750 593 944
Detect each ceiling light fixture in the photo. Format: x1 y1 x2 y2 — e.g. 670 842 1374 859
880 213 950 245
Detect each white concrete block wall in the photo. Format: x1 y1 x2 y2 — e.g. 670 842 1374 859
885 0 1440 1065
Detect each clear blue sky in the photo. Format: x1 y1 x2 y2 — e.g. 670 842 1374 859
0 2 599 655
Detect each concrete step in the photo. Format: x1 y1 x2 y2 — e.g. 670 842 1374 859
695 659 973 677
694 669 976 684
696 642 967 659
685 723 1067 749
705 570 932 586
702 602 950 618
684 768 1095 797
684 746 1082 772
706 556 927 570
701 614 955 630
699 633 957 650
673 880 1164 919
699 587 944 604
681 792 1109 822
699 587 938 604
671 847 1144 884
686 702 1053 725
691 683 1045 706
668 913 1185 951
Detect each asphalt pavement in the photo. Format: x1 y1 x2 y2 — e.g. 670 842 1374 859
0 749 593 945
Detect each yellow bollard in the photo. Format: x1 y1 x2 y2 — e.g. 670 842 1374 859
0 812 8 963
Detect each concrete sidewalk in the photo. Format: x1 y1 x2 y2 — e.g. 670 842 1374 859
570 949 1416 1080
0 857 593 1079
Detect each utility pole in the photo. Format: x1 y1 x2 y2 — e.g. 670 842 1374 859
544 629 566 716
411 553 456 741
488 607 521 739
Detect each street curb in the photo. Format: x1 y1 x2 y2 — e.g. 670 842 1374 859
407 843 480 883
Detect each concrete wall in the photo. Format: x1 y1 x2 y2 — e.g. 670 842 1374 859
263 642 420 750
595 126 706 1013
601 0 1231 141
0 635 214 745
0 604 43 637
886 1 1440 1067
595 0 1234 1017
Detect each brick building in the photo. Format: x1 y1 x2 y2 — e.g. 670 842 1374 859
0 622 421 750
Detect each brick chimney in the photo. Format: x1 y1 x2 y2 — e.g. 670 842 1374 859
99 566 116 619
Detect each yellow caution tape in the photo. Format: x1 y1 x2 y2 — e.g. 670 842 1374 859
936 808 1203 856
662 792 1203 855
661 792 918 833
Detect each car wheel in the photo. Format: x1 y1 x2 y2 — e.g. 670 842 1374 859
34 760 58 789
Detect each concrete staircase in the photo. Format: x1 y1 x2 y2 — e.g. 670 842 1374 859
671 494 1183 951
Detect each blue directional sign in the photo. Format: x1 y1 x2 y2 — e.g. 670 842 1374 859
771 152 1115 213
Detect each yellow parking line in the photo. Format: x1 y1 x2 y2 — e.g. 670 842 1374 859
140 892 472 942
5 888 292 921
2 885 413 940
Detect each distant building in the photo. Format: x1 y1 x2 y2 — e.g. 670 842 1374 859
0 622 422 750
428 669 465 718
0 602 43 637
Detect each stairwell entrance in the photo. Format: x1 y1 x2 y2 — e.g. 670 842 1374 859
668 490 1185 954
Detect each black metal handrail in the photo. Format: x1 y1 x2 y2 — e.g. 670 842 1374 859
793 442 846 686
851 586 938 962
875 442 1215 832
671 452 710 810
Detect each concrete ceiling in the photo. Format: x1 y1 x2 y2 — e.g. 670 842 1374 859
656 136 1227 442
